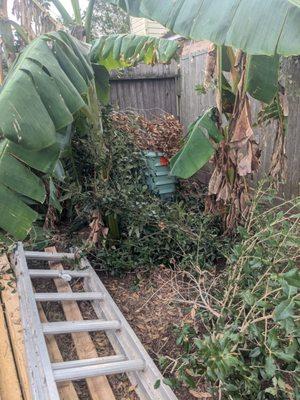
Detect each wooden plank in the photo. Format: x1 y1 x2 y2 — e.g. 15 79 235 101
0 302 22 400
37 303 79 400
0 255 32 400
45 247 116 400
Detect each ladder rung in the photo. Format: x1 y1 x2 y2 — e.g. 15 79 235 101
42 320 121 335
35 292 104 302
29 269 89 279
53 359 145 382
24 251 75 261
52 354 126 370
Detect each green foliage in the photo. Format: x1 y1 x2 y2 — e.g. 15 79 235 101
49 0 74 26
90 34 179 71
91 0 130 36
0 31 92 239
64 110 229 273
170 108 222 179
195 84 207 95
245 54 280 104
172 186 300 399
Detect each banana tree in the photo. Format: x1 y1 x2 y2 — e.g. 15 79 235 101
49 0 96 42
0 30 179 239
109 0 298 228
0 0 63 83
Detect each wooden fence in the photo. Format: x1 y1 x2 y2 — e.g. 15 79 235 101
109 49 300 199
109 63 179 119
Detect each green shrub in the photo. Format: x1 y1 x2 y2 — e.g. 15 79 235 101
64 110 230 273
173 186 300 399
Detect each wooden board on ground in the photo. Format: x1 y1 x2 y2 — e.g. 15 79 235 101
45 246 116 400
0 254 32 400
37 303 79 400
0 300 22 400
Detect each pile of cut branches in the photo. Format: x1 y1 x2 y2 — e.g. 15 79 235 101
110 111 183 159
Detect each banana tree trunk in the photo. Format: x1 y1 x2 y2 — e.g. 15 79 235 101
206 55 260 230
18 0 35 40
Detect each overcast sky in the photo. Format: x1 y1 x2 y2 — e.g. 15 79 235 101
7 0 89 19
51 0 89 17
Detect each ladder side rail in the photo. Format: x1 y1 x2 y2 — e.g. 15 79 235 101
81 257 178 400
15 243 60 400
78 261 147 399
84 274 152 400
14 253 44 400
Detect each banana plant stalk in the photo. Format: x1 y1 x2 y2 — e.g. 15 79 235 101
49 0 96 42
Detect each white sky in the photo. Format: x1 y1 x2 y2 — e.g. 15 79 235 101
51 0 89 18
7 0 89 20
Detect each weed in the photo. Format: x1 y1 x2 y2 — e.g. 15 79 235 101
172 185 300 399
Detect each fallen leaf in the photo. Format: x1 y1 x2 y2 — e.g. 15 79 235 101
189 390 213 398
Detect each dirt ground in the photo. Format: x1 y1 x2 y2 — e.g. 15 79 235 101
101 267 194 400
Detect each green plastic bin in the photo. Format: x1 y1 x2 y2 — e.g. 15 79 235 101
143 151 176 200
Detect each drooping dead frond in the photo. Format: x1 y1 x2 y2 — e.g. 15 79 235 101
203 43 216 91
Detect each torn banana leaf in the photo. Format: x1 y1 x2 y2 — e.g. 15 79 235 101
90 34 179 70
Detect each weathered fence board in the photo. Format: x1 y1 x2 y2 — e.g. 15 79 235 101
179 52 215 129
110 63 179 119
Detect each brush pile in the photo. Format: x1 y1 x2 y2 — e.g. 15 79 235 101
110 111 183 159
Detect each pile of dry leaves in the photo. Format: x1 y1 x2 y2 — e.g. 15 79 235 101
110 111 183 159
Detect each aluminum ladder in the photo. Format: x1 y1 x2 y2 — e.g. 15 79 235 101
13 242 178 400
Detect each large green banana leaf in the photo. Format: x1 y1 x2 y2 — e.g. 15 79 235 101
245 55 280 104
170 108 222 179
0 31 178 239
109 0 300 57
0 32 90 239
109 0 287 104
